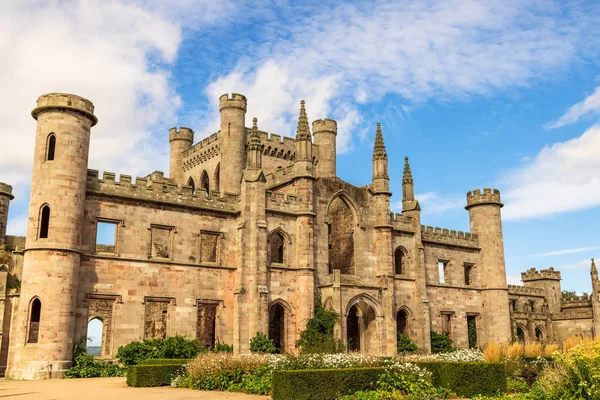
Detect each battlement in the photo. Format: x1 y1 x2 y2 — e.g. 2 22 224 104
465 188 503 209
219 93 247 112
265 190 300 213
420 225 479 248
265 165 296 188
521 267 561 282
86 169 238 212
0 182 14 199
508 285 545 296
312 119 338 135
169 127 194 143
32 93 98 126
181 133 221 171
389 213 416 232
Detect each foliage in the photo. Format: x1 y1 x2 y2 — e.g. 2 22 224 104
377 363 448 400
137 358 189 365
553 339 600 399
65 353 125 378
296 294 345 354
337 390 405 399
214 341 233 353
507 377 530 393
430 331 453 353
414 361 506 397
468 317 477 349
116 336 200 365
126 364 184 387
0 248 10 265
250 332 278 354
397 333 418 354
419 348 484 362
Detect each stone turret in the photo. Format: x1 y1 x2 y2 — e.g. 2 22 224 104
465 188 511 344
7 93 97 379
168 127 194 186
402 157 419 212
521 267 562 314
0 183 14 246
312 118 337 178
219 93 247 194
372 123 389 193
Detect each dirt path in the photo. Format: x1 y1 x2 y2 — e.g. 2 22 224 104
0 377 271 400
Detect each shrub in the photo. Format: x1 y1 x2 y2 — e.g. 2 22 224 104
214 341 233 353
126 364 184 387
554 339 600 399
397 334 417 354
138 358 189 365
430 331 453 353
338 390 405 400
377 363 445 399
65 353 125 378
250 332 278 354
116 336 199 365
296 295 345 354
507 376 529 393
415 361 506 397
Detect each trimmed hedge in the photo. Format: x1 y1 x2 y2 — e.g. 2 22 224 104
273 368 383 400
272 362 507 400
126 364 184 387
138 358 189 365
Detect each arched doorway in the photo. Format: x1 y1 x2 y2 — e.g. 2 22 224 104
269 303 285 352
346 298 378 353
86 318 104 356
516 326 526 342
535 326 544 342
396 308 409 336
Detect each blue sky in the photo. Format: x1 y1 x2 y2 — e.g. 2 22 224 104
2 0 600 301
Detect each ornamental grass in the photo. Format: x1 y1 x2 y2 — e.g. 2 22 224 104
505 342 524 359
524 341 543 357
483 342 501 362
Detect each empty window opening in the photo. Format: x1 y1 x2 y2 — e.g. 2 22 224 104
144 301 169 340
214 163 220 192
86 318 103 355
200 170 210 196
28 298 41 344
201 232 220 263
464 263 473 286
530 301 535 313
46 134 56 161
441 313 452 338
96 221 118 253
270 233 285 264
467 315 477 348
269 303 285 352
516 327 526 342
396 309 409 336
438 261 448 283
187 177 196 194
197 302 217 350
39 205 50 239
510 299 517 312
535 327 544 342
394 247 405 275
328 196 355 275
151 226 172 259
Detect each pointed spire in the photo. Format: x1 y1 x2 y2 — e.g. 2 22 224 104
247 117 263 170
403 157 413 184
592 258 598 279
372 122 387 161
249 117 261 146
296 100 311 141
252 116 258 131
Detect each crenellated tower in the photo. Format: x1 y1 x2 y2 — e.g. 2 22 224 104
168 127 194 186
0 183 14 246
7 93 97 379
372 123 389 193
312 118 337 178
521 267 562 314
465 188 511 344
219 93 247 194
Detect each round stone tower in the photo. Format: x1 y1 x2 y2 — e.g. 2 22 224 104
312 119 337 178
0 183 14 246
7 93 97 379
465 188 511 344
219 93 247 194
168 127 194 186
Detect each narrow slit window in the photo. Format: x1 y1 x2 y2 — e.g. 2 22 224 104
464 263 473 286
46 134 56 161
28 298 41 344
39 205 50 239
95 221 118 253
438 260 447 283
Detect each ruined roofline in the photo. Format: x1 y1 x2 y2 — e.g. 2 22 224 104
420 225 479 248
508 284 545 296
86 169 238 212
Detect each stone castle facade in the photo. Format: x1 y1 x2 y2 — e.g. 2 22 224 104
0 92 598 379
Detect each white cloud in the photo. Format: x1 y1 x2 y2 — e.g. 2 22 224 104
414 192 464 214
506 274 522 285
561 258 597 271
530 247 599 257
202 0 583 149
546 86 600 129
502 124 600 220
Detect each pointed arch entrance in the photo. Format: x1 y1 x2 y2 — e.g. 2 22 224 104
346 296 379 353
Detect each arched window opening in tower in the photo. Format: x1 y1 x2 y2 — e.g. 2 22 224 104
46 133 56 161
396 309 408 336
328 196 355 275
535 327 544 342
86 318 104 355
269 303 285 352
200 170 209 196
187 177 196 194
39 205 50 239
270 233 285 264
214 163 220 192
394 247 405 275
516 326 526 342
28 298 41 344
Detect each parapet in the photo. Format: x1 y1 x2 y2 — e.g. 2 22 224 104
265 191 300 213
420 225 479 248
265 165 296 189
219 93 247 112
465 188 503 210
389 213 416 232
32 93 98 126
508 285 545 296
169 127 194 143
312 119 338 135
86 169 238 213
0 182 14 200
521 267 561 282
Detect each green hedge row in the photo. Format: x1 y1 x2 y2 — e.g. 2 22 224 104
138 358 189 365
126 364 184 387
272 362 506 400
